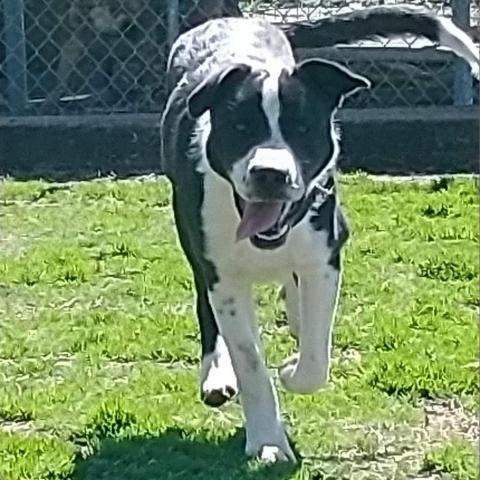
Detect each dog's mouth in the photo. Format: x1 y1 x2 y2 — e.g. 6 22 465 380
235 196 290 250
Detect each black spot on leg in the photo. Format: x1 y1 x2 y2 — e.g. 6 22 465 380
229 310 236 317
217 308 224 315
223 297 235 306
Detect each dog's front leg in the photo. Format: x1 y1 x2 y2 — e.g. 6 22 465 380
209 279 296 463
280 263 341 394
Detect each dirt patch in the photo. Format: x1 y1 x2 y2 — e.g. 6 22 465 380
424 397 479 444
0 233 29 257
0 420 36 434
367 174 478 183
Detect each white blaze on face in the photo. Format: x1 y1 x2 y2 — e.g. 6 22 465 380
244 69 300 186
229 67 305 201
260 68 283 142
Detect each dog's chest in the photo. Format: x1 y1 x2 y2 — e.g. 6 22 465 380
200 170 332 281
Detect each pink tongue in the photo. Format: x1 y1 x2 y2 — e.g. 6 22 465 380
236 201 283 241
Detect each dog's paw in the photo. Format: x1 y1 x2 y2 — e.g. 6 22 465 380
201 382 237 407
245 432 296 463
258 445 297 463
200 337 238 408
279 355 328 394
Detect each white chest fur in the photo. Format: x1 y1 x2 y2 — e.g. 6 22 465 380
201 168 331 282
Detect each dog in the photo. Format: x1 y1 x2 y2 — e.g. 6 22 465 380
160 6 479 463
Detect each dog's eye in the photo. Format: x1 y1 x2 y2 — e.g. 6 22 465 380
297 124 310 135
234 122 247 133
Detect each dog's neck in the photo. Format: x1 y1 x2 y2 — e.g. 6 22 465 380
283 174 336 230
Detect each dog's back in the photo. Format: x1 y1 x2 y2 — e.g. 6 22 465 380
167 18 294 94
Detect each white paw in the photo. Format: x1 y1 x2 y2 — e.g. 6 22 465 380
279 355 329 394
200 337 238 407
258 445 296 463
245 426 296 463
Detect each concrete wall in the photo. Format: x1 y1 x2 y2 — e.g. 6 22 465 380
0 107 478 181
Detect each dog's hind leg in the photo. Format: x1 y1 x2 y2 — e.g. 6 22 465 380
196 278 238 407
280 262 341 394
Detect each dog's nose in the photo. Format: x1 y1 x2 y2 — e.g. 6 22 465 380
249 166 291 188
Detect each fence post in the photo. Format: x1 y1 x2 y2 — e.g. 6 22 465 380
451 0 473 106
166 0 179 92
167 0 180 50
4 0 28 115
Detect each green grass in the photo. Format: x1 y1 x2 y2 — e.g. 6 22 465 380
423 440 478 480
0 174 478 480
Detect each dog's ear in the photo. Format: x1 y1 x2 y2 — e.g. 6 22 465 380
293 59 371 105
187 64 252 118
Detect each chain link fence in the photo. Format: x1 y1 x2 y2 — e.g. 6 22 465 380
0 0 478 116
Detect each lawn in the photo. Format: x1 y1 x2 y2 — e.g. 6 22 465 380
0 174 478 480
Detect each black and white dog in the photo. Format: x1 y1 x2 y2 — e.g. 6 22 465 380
160 6 478 463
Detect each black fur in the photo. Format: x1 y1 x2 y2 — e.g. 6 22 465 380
281 5 441 48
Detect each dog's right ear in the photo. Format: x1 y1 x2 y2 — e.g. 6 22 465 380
187 64 252 118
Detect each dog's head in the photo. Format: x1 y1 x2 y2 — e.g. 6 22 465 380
187 59 369 249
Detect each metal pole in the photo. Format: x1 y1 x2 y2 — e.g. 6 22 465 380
4 0 28 114
451 0 473 106
166 0 180 92
167 0 180 50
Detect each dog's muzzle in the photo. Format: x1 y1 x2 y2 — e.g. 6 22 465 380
247 166 293 198
242 148 303 203
235 195 291 250
234 174 335 251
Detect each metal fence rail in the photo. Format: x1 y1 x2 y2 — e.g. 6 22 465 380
0 0 478 116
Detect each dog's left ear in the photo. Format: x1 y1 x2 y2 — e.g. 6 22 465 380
187 64 252 118
293 58 371 105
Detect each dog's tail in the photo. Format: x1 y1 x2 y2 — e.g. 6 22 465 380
282 5 479 78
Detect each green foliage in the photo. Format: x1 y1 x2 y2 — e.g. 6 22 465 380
423 440 478 480
0 175 477 479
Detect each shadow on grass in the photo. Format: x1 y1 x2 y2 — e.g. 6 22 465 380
73 428 300 480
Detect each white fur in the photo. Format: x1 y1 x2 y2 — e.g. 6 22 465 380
283 276 300 338
279 265 340 394
260 69 283 143
208 281 296 462
438 17 480 79
201 335 238 399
